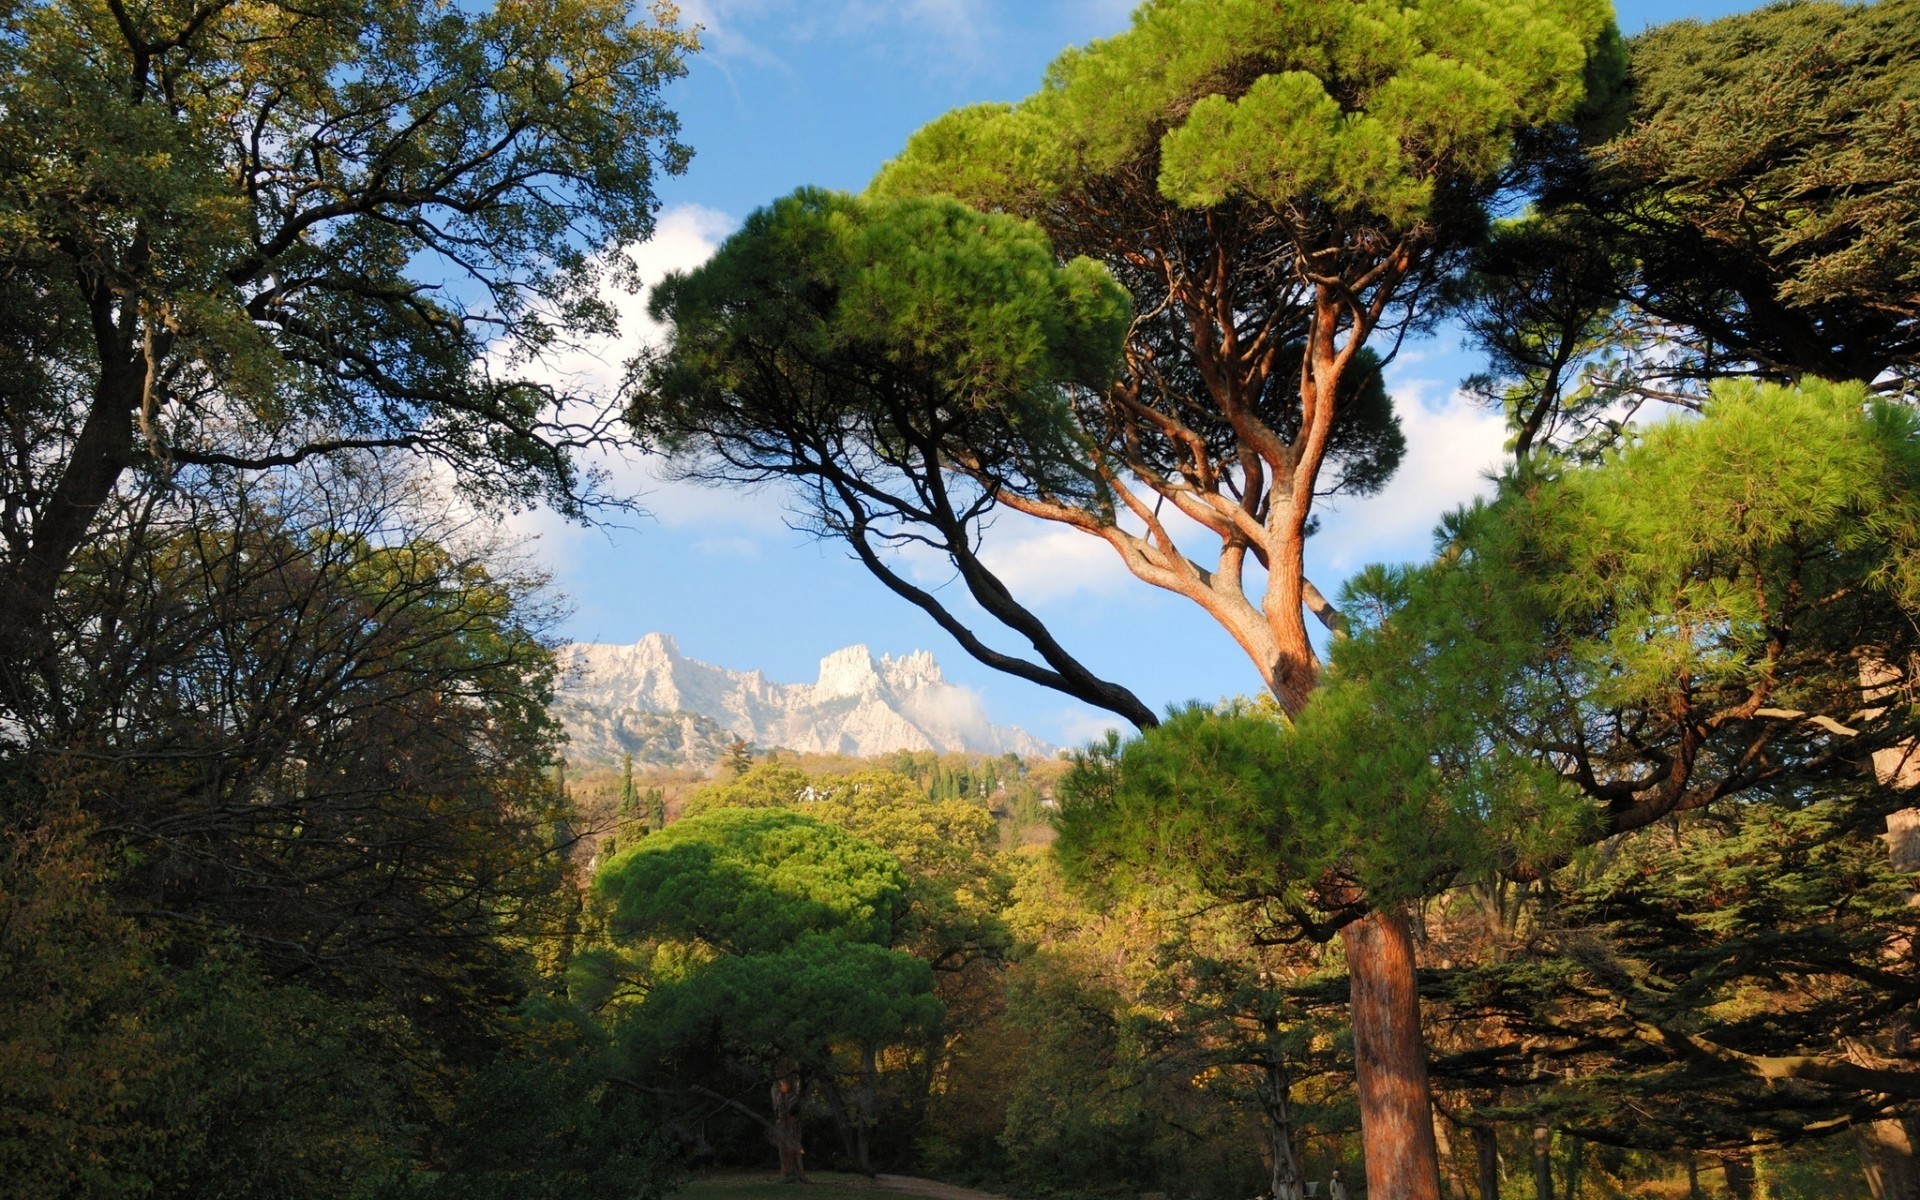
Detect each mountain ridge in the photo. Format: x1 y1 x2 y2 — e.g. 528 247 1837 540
555 633 1054 767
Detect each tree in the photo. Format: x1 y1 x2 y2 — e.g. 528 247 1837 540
0 0 695 694
1428 796 1920 1155
1461 0 1920 459
593 808 942 1179
27 459 575 1054
1335 378 1920 1177
632 5 1623 1195
671 763 1012 1168
725 738 757 776
632 188 1151 725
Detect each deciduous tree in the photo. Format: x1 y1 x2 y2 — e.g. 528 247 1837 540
0 0 694 696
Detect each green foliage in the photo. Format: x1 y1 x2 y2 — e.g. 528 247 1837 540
591 804 941 1178
681 762 813 818
1460 0 1920 453
1337 377 1920 1147
1604 0 1920 378
0 0 693 511
632 185 1128 509
629 765 1012 983
37 463 573 1050
1434 795 1920 1151
1 791 170 1200
874 0 1618 229
596 807 910 953
0 799 420 1200
1055 689 1569 933
1 462 614 1198
1355 376 1920 788
994 958 1167 1194
396 1017 681 1200
626 932 941 1067
126 955 417 1200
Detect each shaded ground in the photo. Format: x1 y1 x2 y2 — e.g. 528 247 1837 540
873 1174 1006 1200
683 1171 1007 1200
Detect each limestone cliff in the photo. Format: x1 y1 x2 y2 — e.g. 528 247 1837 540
554 634 1053 766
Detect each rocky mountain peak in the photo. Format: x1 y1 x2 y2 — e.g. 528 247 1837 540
554 635 1052 767
813 644 883 699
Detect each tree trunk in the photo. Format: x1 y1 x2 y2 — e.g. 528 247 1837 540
771 1070 807 1181
1723 1151 1755 1200
1473 1125 1500 1200
1563 1135 1583 1200
1859 1118 1920 1200
817 1072 859 1172
1432 1111 1463 1200
1531 1120 1553 1200
856 1043 878 1176
1 365 139 692
1264 1051 1306 1200
1343 907 1441 1200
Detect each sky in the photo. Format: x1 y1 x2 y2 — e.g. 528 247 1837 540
520 0 1761 749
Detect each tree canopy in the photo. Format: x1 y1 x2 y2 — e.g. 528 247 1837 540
596 806 911 954
1461 0 1920 459
864 0 1621 710
0 0 695 689
594 807 940 1180
631 187 1154 724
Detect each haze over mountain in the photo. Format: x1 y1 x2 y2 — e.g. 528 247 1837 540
555 634 1055 767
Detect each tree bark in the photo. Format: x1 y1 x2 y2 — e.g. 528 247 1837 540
1343 907 1442 1200
1 365 138 688
1263 1050 1306 1200
856 1043 878 1176
1432 1111 1463 1200
771 1070 807 1181
1532 1120 1553 1200
1473 1125 1501 1200
817 1073 859 1173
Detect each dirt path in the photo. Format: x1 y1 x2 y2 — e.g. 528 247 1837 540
871 1174 1009 1200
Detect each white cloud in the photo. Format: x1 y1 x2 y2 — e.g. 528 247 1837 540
1311 377 1509 575
476 204 815 572
518 204 736 400
1051 705 1126 750
975 519 1131 603
677 0 990 74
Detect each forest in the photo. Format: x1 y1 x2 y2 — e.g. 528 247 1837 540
2 0 1918 1197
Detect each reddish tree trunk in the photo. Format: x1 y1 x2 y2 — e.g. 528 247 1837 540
1343 907 1441 1200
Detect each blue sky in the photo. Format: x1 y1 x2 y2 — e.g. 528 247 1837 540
521 0 1760 749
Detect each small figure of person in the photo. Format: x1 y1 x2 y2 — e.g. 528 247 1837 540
1326 1169 1348 1200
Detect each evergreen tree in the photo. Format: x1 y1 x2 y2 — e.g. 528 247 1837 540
594 809 941 1179
632 5 1624 1192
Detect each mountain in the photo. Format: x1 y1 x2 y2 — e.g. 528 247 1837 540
554 633 1055 767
